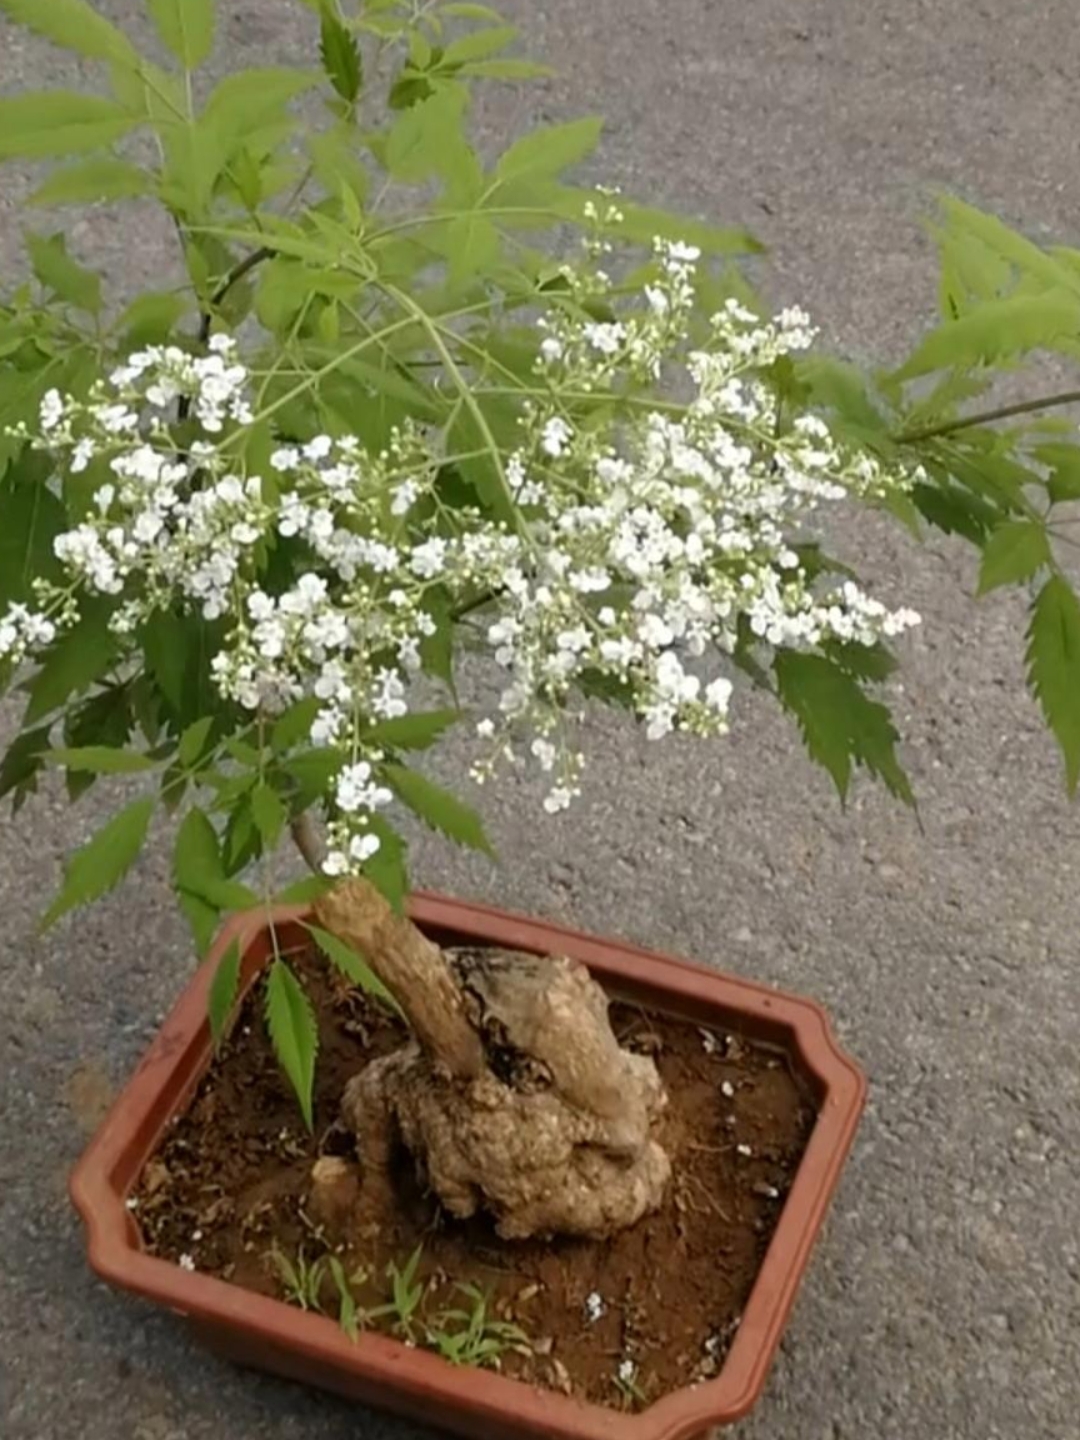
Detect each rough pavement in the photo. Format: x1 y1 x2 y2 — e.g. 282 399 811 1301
2 2 1078 1438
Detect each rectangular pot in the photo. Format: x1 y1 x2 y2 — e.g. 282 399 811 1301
69 894 866 1440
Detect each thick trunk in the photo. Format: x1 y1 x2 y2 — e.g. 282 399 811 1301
311 878 670 1241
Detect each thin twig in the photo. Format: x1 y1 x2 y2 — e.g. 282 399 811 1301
895 388 1080 445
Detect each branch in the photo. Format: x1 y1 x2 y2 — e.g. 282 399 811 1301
895 389 1080 445
290 812 325 875
198 245 274 345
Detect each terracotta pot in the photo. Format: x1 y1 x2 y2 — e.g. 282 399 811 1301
70 894 866 1440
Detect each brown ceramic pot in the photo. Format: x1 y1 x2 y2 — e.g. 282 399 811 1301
70 894 866 1440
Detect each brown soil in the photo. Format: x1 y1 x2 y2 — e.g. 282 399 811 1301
134 945 816 1411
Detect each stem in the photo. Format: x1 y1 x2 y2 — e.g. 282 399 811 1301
198 246 274 345
895 389 1080 445
290 812 325 876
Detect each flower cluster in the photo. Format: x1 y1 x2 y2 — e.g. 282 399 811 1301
2 243 921 873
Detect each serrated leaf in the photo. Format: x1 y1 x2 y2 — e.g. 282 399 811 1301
118 290 189 345
1026 574 1080 794
363 710 461 751
442 25 517 65
178 715 215 767
442 2 501 16
361 816 408 910
0 0 139 65
271 697 321 753
45 745 155 774
251 781 287 848
207 939 240 1048
385 87 469 182
774 651 912 804
320 10 362 102
174 806 258 909
0 451 67 609
0 93 138 160
26 602 118 722
1033 443 1080 505
0 724 52 811
27 233 101 313
977 519 1051 595
29 157 153 206
147 0 216 69
895 291 1080 380
495 117 601 185
306 923 402 1015
42 796 155 928
385 763 492 853
456 58 552 79
265 957 318 1130
911 480 1000 543
274 873 335 905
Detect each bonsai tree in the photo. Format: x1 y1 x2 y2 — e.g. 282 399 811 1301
0 0 922 1241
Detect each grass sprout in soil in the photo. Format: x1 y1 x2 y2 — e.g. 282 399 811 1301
133 944 816 1411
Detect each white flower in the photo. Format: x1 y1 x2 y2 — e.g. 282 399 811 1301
530 737 557 772
322 849 350 877
303 434 333 462
584 1291 605 1323
540 336 564 363
476 719 495 739
178 1254 196 1272
541 416 573 458
349 832 381 863
543 786 574 814
40 389 65 431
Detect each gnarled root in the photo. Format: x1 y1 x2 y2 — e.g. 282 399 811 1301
313 882 670 1241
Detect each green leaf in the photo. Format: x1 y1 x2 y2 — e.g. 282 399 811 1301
28 233 101 314
265 957 318 1130
118 290 189 345
911 479 1000 543
442 2 502 16
363 710 461 751
361 816 409 910
26 602 118 722
495 117 602 184
1026 574 1080 794
385 87 469 182
0 93 138 159
251 781 287 848
207 939 241 1048
0 724 53 811
895 291 1080 380
45 745 155 774
774 651 912 804
1033 443 1080 505
146 0 216 69
320 10 362 102
385 763 492 853
274 872 334 905
0 0 139 65
42 796 155 928
29 157 153 206
0 451 67 609
178 715 215 768
306 923 402 1014
441 25 517 65
140 609 223 727
271 697 321 753
977 519 1052 595
173 807 258 909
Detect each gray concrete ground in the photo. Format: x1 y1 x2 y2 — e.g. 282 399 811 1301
2 2 1079 1437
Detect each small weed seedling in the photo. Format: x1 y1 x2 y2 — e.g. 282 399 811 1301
267 1244 326 1313
327 1258 394 1343
614 1358 648 1411
427 1284 531 1370
386 1246 427 1342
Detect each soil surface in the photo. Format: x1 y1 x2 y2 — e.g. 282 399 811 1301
134 945 816 1411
